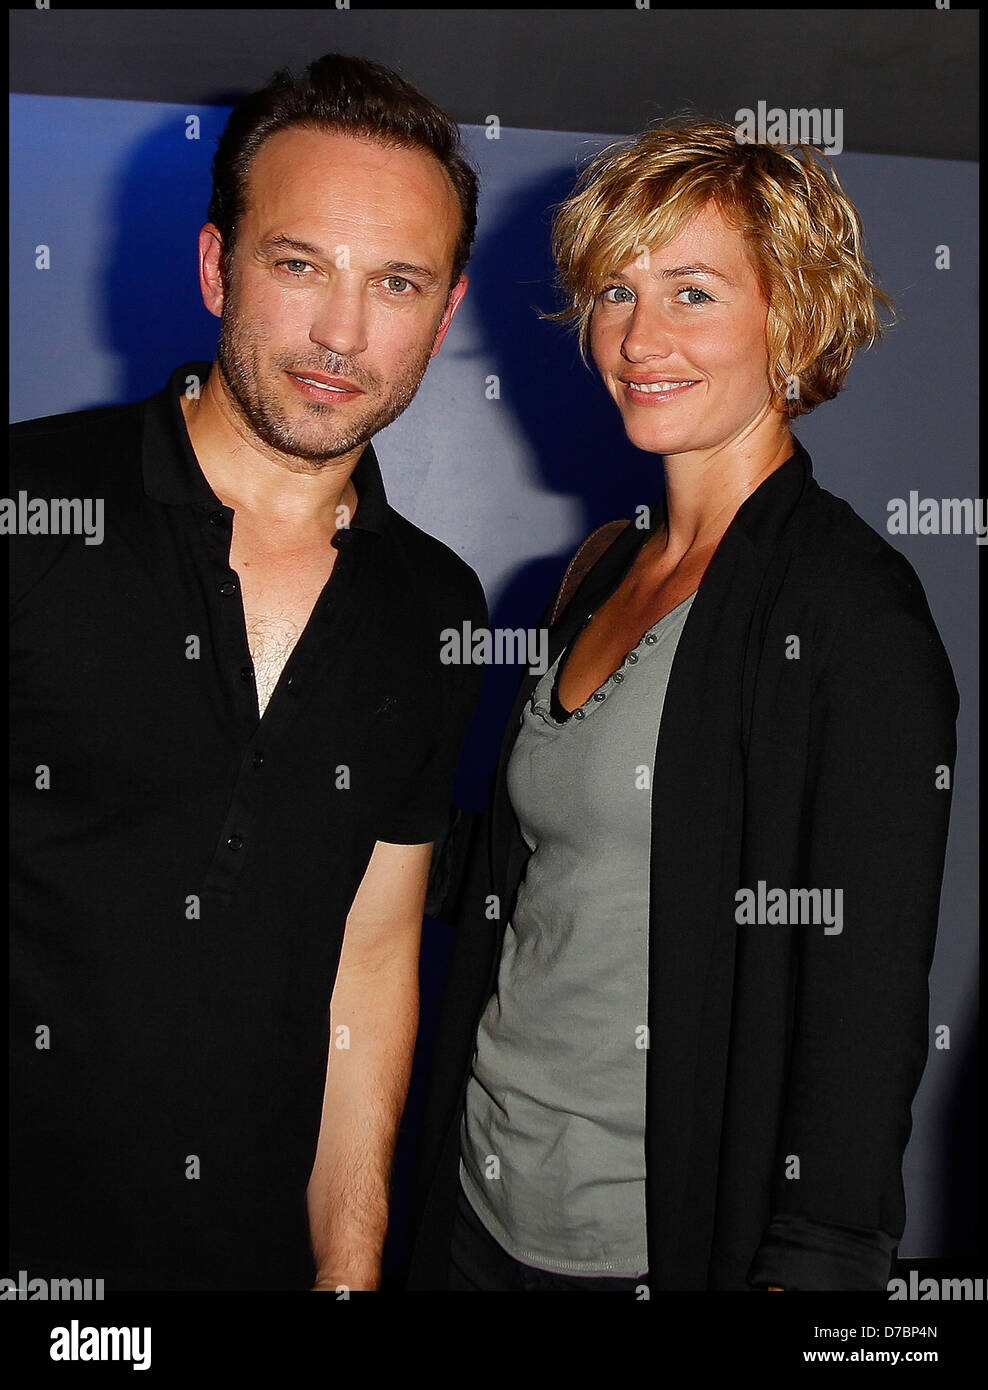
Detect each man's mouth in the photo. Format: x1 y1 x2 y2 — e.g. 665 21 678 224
287 371 363 397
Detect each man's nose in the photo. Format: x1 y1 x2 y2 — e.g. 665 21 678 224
308 283 368 359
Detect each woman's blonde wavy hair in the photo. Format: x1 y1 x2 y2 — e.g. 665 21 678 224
542 117 895 417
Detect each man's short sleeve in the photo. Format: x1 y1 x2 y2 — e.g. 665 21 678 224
373 566 487 845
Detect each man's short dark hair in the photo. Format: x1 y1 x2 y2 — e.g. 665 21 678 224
208 51 479 293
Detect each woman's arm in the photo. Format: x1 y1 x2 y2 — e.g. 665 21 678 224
749 562 959 1291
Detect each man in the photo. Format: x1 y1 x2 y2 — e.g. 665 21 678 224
8 53 486 1291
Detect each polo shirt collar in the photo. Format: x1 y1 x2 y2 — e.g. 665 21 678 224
141 360 391 534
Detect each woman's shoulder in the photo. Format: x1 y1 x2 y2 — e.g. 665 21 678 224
783 480 957 707
791 478 934 616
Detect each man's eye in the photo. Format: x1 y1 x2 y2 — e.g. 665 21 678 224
385 276 413 294
277 260 311 276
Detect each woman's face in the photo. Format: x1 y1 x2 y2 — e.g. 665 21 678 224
589 200 778 464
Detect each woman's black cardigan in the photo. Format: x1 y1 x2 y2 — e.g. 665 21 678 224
410 436 959 1291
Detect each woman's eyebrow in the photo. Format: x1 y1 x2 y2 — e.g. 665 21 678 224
602 261 737 287
660 262 736 285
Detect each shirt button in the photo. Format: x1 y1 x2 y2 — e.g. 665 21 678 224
644 632 658 644
208 510 227 527
240 665 254 682
593 690 606 701
574 708 585 720
219 579 237 596
226 834 244 851
613 671 625 682
627 651 639 663
252 752 264 769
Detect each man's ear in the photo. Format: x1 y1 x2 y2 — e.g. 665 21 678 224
430 274 469 359
197 223 227 320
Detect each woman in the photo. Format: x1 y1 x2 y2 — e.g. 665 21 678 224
409 120 958 1291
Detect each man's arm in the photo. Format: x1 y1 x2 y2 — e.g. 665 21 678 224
306 838 431 1290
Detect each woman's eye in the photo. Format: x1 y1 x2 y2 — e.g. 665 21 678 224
599 284 634 304
597 284 712 307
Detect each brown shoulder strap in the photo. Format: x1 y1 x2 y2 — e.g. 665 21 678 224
549 519 631 627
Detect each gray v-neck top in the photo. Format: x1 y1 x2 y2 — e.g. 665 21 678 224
459 590 696 1275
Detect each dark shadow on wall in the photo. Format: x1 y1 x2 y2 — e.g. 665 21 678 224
433 159 668 810
96 105 238 407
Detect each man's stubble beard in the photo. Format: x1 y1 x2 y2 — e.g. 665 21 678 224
215 280 436 468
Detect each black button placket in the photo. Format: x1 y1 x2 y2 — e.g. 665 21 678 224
197 508 362 903
198 501 265 900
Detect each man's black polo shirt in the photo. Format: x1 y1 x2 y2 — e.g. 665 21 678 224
8 361 487 1290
